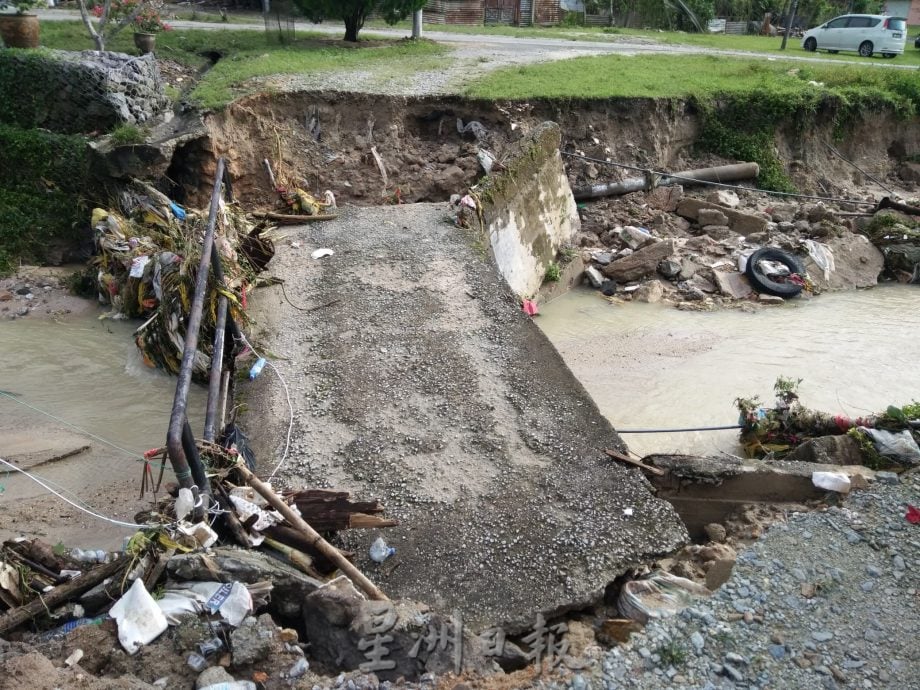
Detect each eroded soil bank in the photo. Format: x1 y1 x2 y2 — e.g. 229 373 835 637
160 92 920 212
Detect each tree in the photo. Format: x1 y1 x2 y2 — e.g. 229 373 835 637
292 0 427 42
75 0 150 52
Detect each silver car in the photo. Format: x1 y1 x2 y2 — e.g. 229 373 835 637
802 14 908 58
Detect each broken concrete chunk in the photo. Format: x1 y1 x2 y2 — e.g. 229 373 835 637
702 225 732 241
585 265 605 289
803 234 883 291
648 185 683 212
603 239 674 282
620 225 654 250
676 198 768 237
679 258 703 281
707 189 740 208
634 280 665 303
230 614 276 666
698 209 729 227
784 435 866 466
758 294 785 305
713 271 753 299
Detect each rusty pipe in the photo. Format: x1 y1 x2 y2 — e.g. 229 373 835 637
572 162 760 201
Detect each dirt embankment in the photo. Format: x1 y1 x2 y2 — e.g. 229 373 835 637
164 92 920 214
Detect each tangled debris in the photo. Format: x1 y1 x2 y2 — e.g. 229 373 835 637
737 377 920 469
90 180 276 378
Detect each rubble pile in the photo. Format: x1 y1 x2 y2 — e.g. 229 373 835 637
569 185 920 309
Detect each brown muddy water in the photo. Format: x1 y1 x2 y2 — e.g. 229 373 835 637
0 310 205 547
538 285 920 458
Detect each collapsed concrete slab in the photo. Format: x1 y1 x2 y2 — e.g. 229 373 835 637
248 203 687 631
478 122 580 298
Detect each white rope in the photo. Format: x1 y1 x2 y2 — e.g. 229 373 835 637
0 456 147 530
235 331 294 481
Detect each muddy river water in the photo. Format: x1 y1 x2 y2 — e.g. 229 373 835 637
1 287 918 545
0 312 204 546
538 285 920 458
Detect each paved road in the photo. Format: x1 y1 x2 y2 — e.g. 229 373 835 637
36 9 919 71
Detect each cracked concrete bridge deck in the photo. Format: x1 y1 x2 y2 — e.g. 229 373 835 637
248 202 687 630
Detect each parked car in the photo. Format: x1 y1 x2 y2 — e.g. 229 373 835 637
801 14 907 58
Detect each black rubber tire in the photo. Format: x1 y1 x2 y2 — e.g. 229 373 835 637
859 41 874 57
745 247 806 298
804 37 817 52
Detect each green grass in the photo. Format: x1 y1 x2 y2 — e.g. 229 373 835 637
464 52 920 100
38 21 448 109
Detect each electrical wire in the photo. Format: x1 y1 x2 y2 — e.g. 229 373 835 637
0 390 170 471
235 331 294 481
561 151 879 207
617 424 743 434
0 456 149 529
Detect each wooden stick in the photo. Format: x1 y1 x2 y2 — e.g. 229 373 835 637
250 212 338 224
604 448 665 476
370 146 388 188
263 158 277 189
262 537 323 579
0 557 128 635
235 462 388 601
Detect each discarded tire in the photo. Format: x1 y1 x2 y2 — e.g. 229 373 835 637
744 247 806 298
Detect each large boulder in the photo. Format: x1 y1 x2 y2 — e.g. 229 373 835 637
602 240 674 282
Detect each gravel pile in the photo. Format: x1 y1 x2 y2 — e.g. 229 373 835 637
580 472 920 690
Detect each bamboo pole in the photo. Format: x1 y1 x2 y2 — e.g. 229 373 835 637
234 462 388 601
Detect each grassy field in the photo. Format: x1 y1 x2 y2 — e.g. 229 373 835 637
39 21 447 109
463 51 920 101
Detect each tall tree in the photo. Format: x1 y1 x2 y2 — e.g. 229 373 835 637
293 0 427 42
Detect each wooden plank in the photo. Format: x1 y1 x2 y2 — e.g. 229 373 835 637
604 448 665 476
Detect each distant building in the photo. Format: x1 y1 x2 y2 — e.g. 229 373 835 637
424 0 563 26
882 0 920 24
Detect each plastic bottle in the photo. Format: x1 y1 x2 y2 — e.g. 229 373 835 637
248 358 267 380
187 652 208 672
71 548 107 563
369 536 396 563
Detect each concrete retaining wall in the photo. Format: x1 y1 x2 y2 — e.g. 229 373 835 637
0 50 168 134
479 121 580 298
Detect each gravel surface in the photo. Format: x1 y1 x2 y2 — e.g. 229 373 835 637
576 472 920 690
245 202 687 631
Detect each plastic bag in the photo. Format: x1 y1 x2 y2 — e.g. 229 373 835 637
812 471 851 493
109 578 168 654
802 239 836 282
618 571 710 624
157 581 253 627
861 427 920 466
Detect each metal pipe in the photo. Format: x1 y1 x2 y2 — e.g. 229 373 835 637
412 9 422 38
203 295 228 443
182 420 209 496
166 157 226 508
572 162 760 201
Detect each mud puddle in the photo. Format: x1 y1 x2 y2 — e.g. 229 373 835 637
0 310 205 548
537 284 920 458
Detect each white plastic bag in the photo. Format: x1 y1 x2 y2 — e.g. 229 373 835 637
157 581 253 627
109 578 168 654
861 427 920 466
812 471 851 493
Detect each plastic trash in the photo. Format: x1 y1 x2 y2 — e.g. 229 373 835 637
157 581 253 627
861 427 920 466
70 549 107 563
812 471 851 494
620 226 653 250
522 299 539 317
169 201 187 221
177 521 218 549
199 637 225 656
802 239 836 282
187 652 208 672
248 358 267 380
39 617 105 641
109 578 169 655
175 488 195 522
221 423 257 471
311 248 334 259
369 537 395 564
618 571 711 624
198 682 257 690
477 149 496 174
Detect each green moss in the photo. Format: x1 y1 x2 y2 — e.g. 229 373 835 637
0 125 89 275
109 123 147 146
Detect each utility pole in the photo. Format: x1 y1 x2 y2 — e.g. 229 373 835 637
412 9 422 38
781 0 798 50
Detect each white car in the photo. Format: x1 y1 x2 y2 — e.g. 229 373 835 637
802 14 907 58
